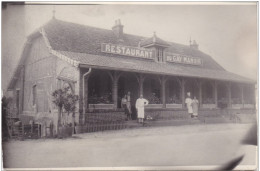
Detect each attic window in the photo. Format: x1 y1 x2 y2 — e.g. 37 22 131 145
157 48 164 62
57 78 75 94
63 82 74 94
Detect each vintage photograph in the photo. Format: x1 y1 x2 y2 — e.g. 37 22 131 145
2 2 258 170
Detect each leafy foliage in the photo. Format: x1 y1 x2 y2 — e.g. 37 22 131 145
63 93 79 113
52 88 66 108
148 93 161 104
88 92 112 104
52 87 79 126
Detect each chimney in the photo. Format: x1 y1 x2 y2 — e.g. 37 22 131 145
112 19 124 40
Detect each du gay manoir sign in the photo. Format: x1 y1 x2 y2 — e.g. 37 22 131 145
101 43 155 59
165 52 203 66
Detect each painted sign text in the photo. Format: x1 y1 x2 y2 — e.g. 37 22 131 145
165 52 203 66
101 43 155 59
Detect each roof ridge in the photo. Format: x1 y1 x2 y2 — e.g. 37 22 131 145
32 19 217 59
51 18 114 33
48 19 217 54
47 19 191 47
51 19 195 50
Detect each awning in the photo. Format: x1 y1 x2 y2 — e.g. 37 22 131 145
57 50 255 84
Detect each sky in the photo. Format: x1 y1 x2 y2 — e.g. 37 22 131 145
2 2 258 92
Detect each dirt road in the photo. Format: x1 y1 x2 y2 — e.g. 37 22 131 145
3 123 257 169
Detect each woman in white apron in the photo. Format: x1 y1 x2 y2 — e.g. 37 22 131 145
185 92 193 118
192 96 199 118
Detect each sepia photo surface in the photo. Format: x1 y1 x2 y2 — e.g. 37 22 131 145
1 2 258 170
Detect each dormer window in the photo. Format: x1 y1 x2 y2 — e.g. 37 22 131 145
158 48 164 62
139 32 170 63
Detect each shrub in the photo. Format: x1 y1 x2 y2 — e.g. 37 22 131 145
52 87 79 127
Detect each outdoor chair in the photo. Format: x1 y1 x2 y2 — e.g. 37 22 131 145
9 121 24 140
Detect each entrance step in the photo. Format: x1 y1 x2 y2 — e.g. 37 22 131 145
202 117 230 124
126 120 144 128
125 118 204 128
125 116 243 129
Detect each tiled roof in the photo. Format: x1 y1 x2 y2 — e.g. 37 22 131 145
43 19 225 71
57 50 254 83
7 19 254 91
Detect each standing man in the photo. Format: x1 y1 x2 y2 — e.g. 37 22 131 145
185 92 193 118
126 91 132 120
121 95 128 119
135 94 149 124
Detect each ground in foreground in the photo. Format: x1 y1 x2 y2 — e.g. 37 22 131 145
3 123 257 169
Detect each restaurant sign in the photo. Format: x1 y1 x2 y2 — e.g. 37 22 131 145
165 52 203 66
101 43 155 59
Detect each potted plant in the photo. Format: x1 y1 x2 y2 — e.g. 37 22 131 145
75 108 84 134
52 87 79 138
75 123 83 134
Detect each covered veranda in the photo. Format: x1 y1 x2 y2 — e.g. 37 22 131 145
56 51 255 123
80 68 255 115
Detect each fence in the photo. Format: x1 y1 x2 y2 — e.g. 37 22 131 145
7 121 41 140
4 106 42 140
76 112 127 133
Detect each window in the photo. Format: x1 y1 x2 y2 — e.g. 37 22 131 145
63 82 74 94
157 48 163 62
88 71 112 104
32 85 37 105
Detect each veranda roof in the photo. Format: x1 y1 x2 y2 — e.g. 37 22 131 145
57 50 254 84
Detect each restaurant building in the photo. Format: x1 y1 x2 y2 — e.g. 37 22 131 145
7 18 256 130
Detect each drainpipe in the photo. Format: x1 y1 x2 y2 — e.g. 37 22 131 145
82 68 92 124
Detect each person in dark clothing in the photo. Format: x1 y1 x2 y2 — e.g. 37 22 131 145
2 96 9 139
126 92 132 120
121 95 128 120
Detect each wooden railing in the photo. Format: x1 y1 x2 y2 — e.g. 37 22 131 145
6 120 41 140
78 112 127 133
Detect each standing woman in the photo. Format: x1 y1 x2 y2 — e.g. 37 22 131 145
185 92 193 118
135 94 149 124
192 96 199 118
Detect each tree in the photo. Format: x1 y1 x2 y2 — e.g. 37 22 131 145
52 87 79 127
63 92 79 126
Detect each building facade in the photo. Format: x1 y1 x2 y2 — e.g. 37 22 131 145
7 18 256 132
